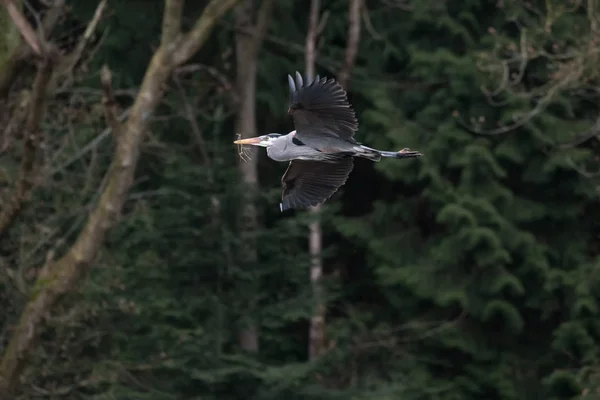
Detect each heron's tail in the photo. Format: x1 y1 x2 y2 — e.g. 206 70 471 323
355 145 422 162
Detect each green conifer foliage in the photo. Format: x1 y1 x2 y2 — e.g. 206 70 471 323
3 1 600 399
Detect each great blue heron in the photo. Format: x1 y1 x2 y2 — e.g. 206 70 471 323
234 71 423 211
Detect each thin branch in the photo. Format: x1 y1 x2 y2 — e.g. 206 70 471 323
566 155 600 178
337 0 362 88
557 115 600 149
51 108 130 175
0 0 44 56
455 106 544 136
51 0 110 96
22 0 44 40
100 65 123 138
175 63 235 92
0 56 54 238
161 0 183 47
457 81 561 135
254 0 276 45
0 0 65 96
479 28 530 99
40 0 66 36
222 22 342 74
173 0 243 65
305 0 321 81
174 73 211 167
361 2 383 41
62 0 108 75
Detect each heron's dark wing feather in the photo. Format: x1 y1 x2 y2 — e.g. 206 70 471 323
280 157 354 211
288 71 358 145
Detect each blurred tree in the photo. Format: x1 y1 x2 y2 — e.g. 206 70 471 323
234 0 275 353
305 0 364 362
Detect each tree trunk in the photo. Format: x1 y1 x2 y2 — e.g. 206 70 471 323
234 0 275 353
307 0 363 361
305 0 326 361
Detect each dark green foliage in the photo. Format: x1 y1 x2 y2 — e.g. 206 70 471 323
3 0 600 399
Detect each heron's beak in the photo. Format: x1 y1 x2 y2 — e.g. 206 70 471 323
234 136 262 145
234 135 273 147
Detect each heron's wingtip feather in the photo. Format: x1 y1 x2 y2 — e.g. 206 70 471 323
288 74 296 93
295 71 303 88
286 71 359 141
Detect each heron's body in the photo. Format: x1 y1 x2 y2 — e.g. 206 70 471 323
264 130 374 162
234 72 423 211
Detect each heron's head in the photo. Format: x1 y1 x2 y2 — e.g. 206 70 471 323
234 133 281 147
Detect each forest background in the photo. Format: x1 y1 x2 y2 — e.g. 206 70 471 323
1 0 600 399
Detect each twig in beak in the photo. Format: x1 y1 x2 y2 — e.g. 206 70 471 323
236 133 252 162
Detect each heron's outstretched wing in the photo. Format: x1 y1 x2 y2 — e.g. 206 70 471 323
280 157 354 211
287 71 359 145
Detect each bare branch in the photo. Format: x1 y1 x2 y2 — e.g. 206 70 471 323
0 56 54 238
381 0 413 10
175 63 235 92
337 0 362 88
361 2 383 42
174 73 211 166
51 108 131 175
40 0 66 36
0 0 44 56
0 0 65 96
459 73 567 136
173 0 243 65
566 155 600 178
455 106 545 136
0 0 239 396
254 0 276 46
557 115 600 149
62 0 108 76
305 0 320 81
161 0 183 47
100 65 123 138
478 28 530 100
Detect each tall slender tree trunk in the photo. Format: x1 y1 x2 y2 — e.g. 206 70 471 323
305 0 325 361
306 0 363 360
234 0 274 353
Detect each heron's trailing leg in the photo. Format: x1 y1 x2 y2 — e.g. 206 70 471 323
354 145 422 162
383 148 423 159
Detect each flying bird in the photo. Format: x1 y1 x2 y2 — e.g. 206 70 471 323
234 71 423 211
